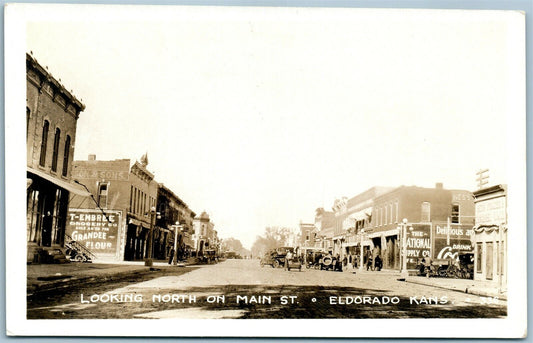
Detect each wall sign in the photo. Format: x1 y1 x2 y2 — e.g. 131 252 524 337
66 209 122 255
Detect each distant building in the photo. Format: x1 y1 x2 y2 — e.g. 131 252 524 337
298 222 316 248
26 53 88 263
314 208 335 252
69 154 159 261
472 185 507 288
192 211 216 256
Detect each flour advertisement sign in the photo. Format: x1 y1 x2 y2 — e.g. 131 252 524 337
66 209 122 257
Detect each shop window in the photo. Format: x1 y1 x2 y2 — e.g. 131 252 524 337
52 188 66 245
26 107 30 138
51 128 61 172
451 204 460 224
476 242 483 273
421 202 431 223
27 189 41 242
62 135 71 176
97 183 109 209
39 120 49 166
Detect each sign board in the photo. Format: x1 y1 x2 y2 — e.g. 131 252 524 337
432 223 473 260
405 223 431 269
71 168 129 181
66 209 122 256
475 196 506 225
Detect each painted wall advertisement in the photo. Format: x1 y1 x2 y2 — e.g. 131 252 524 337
66 209 122 256
432 222 473 260
405 224 431 269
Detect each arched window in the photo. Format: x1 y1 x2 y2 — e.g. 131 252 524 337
61 135 71 176
39 120 49 166
51 128 61 172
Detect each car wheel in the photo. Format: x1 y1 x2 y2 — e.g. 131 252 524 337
273 260 280 268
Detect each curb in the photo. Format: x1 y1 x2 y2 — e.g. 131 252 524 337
405 278 507 301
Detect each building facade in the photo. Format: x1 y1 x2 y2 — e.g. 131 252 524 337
298 222 316 248
192 212 216 256
369 183 475 270
334 187 394 265
156 184 196 261
26 53 88 263
314 207 335 252
68 154 159 261
472 185 507 288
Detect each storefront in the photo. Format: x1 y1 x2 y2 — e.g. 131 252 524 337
472 185 507 289
367 228 400 270
27 168 90 263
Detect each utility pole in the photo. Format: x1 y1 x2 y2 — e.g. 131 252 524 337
476 169 489 190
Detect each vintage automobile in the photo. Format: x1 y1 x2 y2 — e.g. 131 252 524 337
260 247 295 268
319 254 343 272
285 256 302 271
205 249 218 264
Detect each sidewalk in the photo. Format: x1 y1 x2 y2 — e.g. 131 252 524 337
27 260 191 296
405 275 507 300
352 268 507 300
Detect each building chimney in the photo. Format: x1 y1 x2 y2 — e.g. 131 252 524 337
88 154 96 161
436 182 443 189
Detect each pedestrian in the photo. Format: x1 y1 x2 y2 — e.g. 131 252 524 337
168 248 175 264
285 250 293 269
424 256 432 278
365 249 373 270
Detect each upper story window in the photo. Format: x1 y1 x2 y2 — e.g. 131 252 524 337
395 202 399 223
384 206 388 225
97 183 109 209
62 135 71 176
421 202 431 223
51 128 61 172
451 204 460 224
39 120 49 167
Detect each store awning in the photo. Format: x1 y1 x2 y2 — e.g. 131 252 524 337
28 167 91 196
367 228 399 238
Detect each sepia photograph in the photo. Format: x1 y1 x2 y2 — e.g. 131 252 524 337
4 2 527 338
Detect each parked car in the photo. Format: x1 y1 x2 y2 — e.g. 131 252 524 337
260 247 295 268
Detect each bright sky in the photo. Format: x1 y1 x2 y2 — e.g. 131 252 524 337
26 6 517 249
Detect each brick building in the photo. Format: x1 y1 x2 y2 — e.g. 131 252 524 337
26 53 88 263
332 187 394 263
368 183 475 270
68 154 159 261
156 184 196 261
298 222 316 248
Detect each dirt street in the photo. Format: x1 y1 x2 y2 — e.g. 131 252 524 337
27 259 506 319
